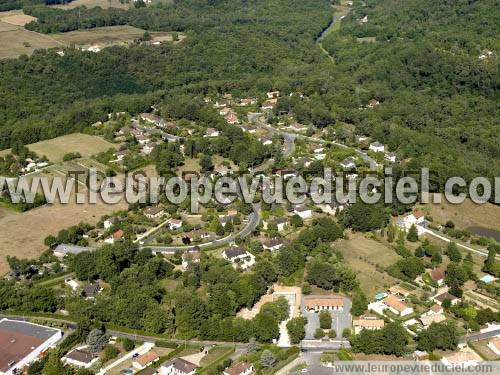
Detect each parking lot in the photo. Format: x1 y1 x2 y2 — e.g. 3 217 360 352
302 296 352 339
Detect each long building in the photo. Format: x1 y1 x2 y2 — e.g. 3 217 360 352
0 319 62 375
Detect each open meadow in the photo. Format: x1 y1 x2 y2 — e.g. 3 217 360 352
0 133 117 162
337 232 400 297
53 0 132 10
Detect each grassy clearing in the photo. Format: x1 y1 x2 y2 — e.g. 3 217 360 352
53 0 132 10
337 232 400 297
22 133 116 162
52 25 179 47
0 27 61 59
416 194 500 231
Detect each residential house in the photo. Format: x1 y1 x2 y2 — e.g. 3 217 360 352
212 164 232 177
105 229 124 244
274 169 297 179
219 215 234 227
82 283 102 299
433 292 459 306
340 157 356 170
384 152 397 163
223 362 254 375
389 285 411 298
479 49 494 60
238 98 257 106
358 15 368 24
258 137 273 146
205 128 220 137
144 207 164 219
355 135 369 144
428 266 446 286
369 141 385 153
241 125 257 133
114 150 129 161
142 142 156 155
213 100 227 108
266 91 280 99
487 337 500 355
219 107 234 116
304 296 344 312
261 99 277 110
181 251 201 271
294 205 312 219
262 238 285 251
295 156 314 168
367 99 380 108
382 295 414 316
225 113 239 124
441 351 479 368
62 349 98 369
160 358 198 375
430 304 444 314
310 145 324 154
136 134 150 145
141 113 165 127
183 230 209 243
222 247 255 269
420 313 446 327
133 350 159 370
353 317 385 334
65 278 79 291
288 122 307 132
169 219 182 230
412 351 429 361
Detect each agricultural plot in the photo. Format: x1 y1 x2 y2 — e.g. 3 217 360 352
53 0 132 10
337 232 400 297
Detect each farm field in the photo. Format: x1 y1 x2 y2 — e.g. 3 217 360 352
416 194 500 231
53 0 132 10
17 133 116 162
51 25 181 47
337 232 400 297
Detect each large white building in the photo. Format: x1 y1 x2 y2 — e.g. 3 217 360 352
0 319 62 375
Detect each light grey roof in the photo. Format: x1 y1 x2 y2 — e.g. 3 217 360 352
0 319 60 341
54 244 95 255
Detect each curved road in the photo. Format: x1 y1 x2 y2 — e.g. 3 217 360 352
248 112 377 171
142 203 260 253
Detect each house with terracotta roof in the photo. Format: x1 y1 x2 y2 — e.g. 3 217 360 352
428 266 446 286
382 295 413 316
304 296 344 312
353 317 385 334
389 285 411 297
133 350 159 370
225 113 240 124
420 313 446 327
223 362 254 375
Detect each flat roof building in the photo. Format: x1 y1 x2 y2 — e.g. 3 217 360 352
0 319 62 375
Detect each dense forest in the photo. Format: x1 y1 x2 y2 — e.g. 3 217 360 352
0 0 72 12
0 0 498 184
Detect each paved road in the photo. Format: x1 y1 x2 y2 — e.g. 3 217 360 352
459 328 500 344
248 113 377 170
142 203 260 253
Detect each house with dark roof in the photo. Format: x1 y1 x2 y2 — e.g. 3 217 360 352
160 357 198 375
82 283 102 299
262 237 284 251
222 247 255 269
223 362 254 375
62 348 98 368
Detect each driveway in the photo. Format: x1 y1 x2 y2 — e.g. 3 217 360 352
302 296 352 339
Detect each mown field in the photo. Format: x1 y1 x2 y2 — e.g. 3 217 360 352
337 232 400 297
0 133 116 162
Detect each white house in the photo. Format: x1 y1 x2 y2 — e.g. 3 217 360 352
340 157 356 170
62 348 98 369
0 319 62 375
441 351 479 369
369 141 385 153
144 207 164 219
160 358 198 375
262 238 284 251
294 205 312 219
205 128 220 137
266 91 280 99
133 350 159 370
169 219 182 230
223 362 254 375
353 317 385 334
222 247 255 269
385 152 396 163
382 295 414 316
65 278 79 291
